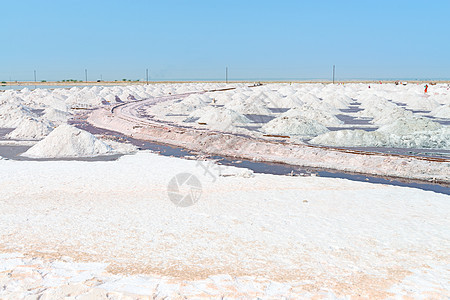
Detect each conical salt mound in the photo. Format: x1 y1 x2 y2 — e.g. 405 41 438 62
22 124 113 158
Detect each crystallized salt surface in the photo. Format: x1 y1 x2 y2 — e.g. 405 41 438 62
262 115 329 136
0 152 448 298
22 124 114 158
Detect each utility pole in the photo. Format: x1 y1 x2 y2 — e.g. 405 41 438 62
146 68 149 85
85 69 88 82
226 67 228 84
332 65 335 84
34 70 36 82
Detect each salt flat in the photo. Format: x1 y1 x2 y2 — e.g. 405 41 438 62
0 152 449 298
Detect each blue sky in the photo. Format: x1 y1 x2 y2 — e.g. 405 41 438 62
1 0 449 81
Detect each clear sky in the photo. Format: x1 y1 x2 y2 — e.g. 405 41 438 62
1 0 449 81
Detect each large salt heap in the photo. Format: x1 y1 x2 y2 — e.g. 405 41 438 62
188 106 251 131
6 118 53 140
262 116 329 136
22 124 114 158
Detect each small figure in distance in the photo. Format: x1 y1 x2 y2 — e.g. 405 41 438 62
424 84 428 93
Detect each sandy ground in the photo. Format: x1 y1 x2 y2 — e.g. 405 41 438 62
0 152 449 298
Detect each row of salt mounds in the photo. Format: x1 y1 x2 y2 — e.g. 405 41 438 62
261 115 329 137
6 118 53 140
355 95 414 125
310 117 450 149
22 125 115 158
390 91 441 111
187 106 251 131
281 106 344 126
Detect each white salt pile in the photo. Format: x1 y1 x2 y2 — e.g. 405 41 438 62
281 106 343 126
274 94 303 108
0 103 37 128
188 106 251 131
225 100 272 115
262 116 329 136
43 107 71 125
376 117 442 135
165 94 209 114
6 118 53 140
431 104 450 119
22 125 114 158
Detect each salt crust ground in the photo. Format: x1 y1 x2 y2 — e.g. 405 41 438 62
0 152 449 298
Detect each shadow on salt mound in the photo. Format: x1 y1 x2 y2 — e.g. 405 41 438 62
22 125 115 158
262 116 329 136
6 118 53 140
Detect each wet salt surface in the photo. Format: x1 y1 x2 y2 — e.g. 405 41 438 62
268 107 289 113
405 109 431 114
331 145 450 159
339 107 364 113
336 114 373 125
435 119 450 125
31 109 45 117
244 114 276 123
327 126 377 132
0 128 14 139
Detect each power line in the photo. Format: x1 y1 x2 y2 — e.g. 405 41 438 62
332 65 335 84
